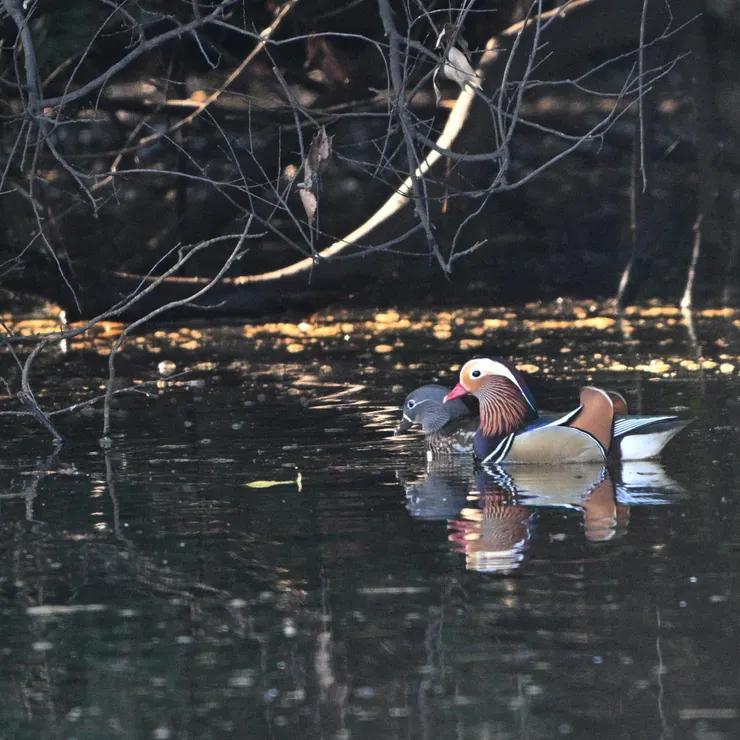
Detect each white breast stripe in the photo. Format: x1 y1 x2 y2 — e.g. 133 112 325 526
545 406 583 428
482 433 515 464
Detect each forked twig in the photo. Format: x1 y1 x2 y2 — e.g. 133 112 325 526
0 223 255 444
101 215 254 440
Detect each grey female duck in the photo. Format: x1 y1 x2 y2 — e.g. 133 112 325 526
394 384 478 459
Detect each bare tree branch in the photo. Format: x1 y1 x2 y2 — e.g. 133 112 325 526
101 215 254 439
38 1 236 111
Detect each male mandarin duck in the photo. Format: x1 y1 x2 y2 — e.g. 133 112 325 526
442 357 690 464
394 384 478 459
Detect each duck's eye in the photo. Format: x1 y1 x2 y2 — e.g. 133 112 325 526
471 369 482 378
407 400 416 409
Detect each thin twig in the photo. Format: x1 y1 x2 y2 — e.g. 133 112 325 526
135 0 301 149
0 230 254 444
3 0 41 116
101 216 253 439
38 1 236 111
680 213 702 310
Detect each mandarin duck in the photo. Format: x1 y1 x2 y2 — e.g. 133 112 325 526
394 384 478 459
442 357 691 465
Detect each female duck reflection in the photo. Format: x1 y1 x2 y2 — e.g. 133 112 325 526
398 461 684 573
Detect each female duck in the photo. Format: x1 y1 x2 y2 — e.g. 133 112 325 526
395 384 478 459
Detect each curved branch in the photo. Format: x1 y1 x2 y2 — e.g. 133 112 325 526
233 1 588 285
232 62 482 284
229 0 695 285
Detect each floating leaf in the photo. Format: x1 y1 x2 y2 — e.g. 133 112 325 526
245 472 302 492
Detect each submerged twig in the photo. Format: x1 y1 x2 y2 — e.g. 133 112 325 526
0 321 64 444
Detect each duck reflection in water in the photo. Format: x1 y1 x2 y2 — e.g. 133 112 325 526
399 461 683 574
451 466 627 573
398 460 472 520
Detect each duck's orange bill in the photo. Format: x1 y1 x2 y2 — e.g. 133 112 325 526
444 383 469 402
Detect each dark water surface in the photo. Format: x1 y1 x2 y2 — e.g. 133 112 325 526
1 305 740 740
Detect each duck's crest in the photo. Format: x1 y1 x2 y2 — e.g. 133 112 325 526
488 357 538 414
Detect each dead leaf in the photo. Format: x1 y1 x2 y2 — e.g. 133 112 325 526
299 187 318 224
298 126 332 224
304 126 332 186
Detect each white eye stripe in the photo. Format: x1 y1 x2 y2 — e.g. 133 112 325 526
407 398 433 410
482 360 520 387
468 360 528 396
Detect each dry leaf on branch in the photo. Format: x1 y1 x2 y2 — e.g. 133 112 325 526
304 126 332 188
298 187 318 224
298 126 333 225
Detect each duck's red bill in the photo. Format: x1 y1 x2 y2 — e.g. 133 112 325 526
444 383 469 402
